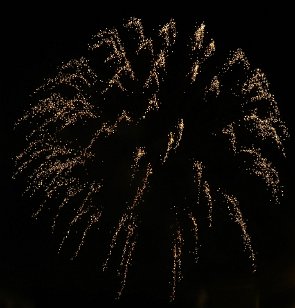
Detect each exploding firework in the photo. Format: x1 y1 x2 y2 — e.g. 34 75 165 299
13 17 289 301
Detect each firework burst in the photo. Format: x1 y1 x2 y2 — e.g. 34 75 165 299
13 17 289 301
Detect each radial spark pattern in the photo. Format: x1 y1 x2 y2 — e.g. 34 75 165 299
14 17 289 301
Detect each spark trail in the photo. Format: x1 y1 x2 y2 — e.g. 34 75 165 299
14 17 289 301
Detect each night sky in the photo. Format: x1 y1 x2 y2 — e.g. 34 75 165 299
1 5 294 308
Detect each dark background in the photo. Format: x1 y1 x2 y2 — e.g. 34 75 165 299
1 4 294 308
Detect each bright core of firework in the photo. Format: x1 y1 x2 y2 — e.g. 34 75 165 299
14 17 289 301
